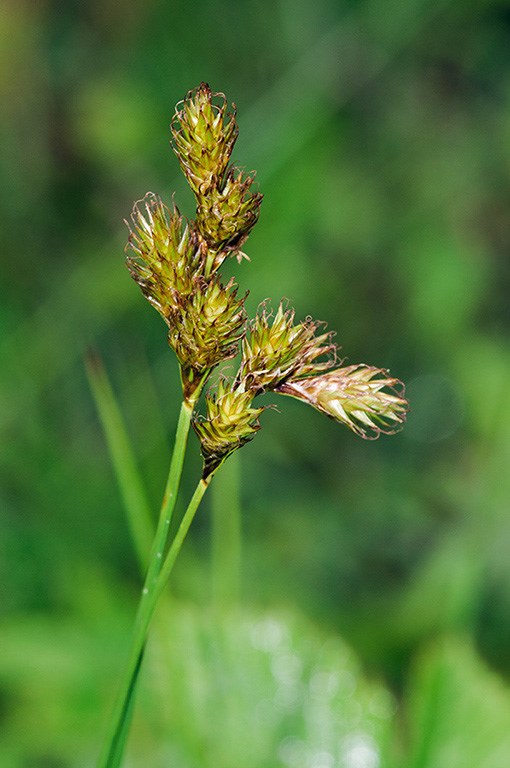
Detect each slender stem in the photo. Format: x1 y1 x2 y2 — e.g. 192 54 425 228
97 477 210 768
152 478 210 606
104 649 145 768
114 697 137 768
98 399 195 768
143 400 194 594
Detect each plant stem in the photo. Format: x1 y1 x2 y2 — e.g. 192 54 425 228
143 399 194 594
98 399 195 767
152 477 210 605
98 476 211 768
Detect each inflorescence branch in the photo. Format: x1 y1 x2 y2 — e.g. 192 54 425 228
126 81 409 480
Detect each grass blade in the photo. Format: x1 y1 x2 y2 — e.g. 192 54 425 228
85 350 154 572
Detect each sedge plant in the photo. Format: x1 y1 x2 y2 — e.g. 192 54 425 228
96 83 409 766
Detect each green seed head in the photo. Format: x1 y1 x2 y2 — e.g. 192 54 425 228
276 365 409 439
193 379 264 478
239 301 335 394
171 83 263 273
168 277 248 402
126 193 204 321
196 167 263 267
126 83 408 448
171 82 238 197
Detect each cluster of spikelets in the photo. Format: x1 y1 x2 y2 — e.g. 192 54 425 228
126 83 408 480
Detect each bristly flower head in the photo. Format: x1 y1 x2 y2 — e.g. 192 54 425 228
276 365 409 439
193 380 264 479
238 301 336 394
125 193 204 321
125 82 407 466
168 277 248 403
171 82 263 273
126 83 264 406
171 82 238 197
196 166 263 264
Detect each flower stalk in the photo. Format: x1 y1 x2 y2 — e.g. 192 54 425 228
97 81 409 767
98 475 211 768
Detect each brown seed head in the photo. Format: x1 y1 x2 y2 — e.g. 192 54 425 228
276 365 409 439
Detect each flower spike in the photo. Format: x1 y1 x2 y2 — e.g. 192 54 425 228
196 167 263 262
126 83 408 445
168 276 248 402
125 193 204 321
171 82 263 273
238 301 336 394
171 82 238 197
193 380 265 479
276 365 409 439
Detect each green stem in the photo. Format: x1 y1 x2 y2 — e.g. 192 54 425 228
98 476 211 768
152 478 210 605
98 399 195 768
143 400 194 595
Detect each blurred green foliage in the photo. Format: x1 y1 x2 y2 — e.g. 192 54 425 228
2 0 510 764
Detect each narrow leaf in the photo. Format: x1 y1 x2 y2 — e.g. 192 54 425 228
85 350 154 572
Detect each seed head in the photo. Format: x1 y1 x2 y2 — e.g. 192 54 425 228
168 277 248 402
239 301 336 394
126 84 408 450
276 365 409 439
125 193 204 321
196 167 263 268
171 82 238 197
171 83 262 273
193 380 264 478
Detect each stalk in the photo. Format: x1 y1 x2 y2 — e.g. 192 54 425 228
98 398 197 768
152 478 210 605
98 476 210 767
144 399 194 595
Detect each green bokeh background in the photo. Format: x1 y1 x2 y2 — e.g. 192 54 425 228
2 0 510 765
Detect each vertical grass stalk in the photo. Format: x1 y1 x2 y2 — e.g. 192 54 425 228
101 81 409 767
98 397 198 768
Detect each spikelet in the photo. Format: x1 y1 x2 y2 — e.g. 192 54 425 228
171 82 238 197
171 83 263 272
193 380 264 478
125 193 204 322
276 365 409 439
168 277 247 402
238 301 336 394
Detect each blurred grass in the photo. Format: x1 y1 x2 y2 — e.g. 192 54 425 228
2 0 510 764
